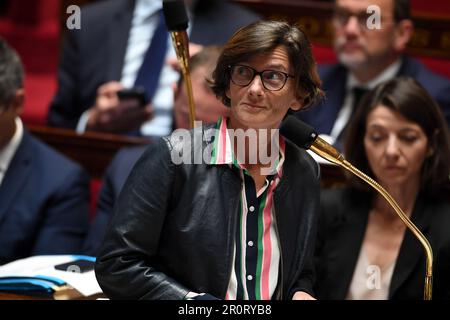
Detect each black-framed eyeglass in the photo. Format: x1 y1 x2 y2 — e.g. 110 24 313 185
332 8 372 29
229 65 294 91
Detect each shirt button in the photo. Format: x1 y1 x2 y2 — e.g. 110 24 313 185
249 206 255 212
247 275 253 281
248 241 254 247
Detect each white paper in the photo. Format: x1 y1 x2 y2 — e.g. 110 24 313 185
0 255 102 297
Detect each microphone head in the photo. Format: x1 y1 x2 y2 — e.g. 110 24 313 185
163 0 189 31
280 115 318 149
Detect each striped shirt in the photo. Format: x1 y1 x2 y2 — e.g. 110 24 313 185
210 117 285 300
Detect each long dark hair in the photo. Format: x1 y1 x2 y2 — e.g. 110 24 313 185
344 77 450 199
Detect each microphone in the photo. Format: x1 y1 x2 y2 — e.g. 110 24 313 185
280 116 345 166
163 0 196 129
163 0 189 31
280 115 434 300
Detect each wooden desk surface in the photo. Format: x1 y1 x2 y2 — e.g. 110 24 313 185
0 292 50 300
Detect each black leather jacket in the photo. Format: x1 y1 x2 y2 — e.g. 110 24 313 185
95 125 320 300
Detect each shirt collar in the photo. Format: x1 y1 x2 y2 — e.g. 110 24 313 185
134 0 162 23
210 117 234 166
134 0 194 24
0 117 24 174
210 117 285 177
347 58 402 91
133 0 195 41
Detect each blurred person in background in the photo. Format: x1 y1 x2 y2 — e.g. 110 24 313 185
0 38 89 265
47 0 259 137
83 45 229 255
298 0 450 150
315 77 450 300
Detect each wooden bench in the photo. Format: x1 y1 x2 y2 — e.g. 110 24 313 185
28 125 347 187
28 126 151 179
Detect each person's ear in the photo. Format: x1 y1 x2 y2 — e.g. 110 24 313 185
427 130 441 158
427 139 436 157
225 88 231 100
12 88 25 116
289 96 303 112
393 19 414 52
426 146 434 158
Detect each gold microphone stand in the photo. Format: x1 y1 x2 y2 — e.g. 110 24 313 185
170 31 196 129
311 136 433 300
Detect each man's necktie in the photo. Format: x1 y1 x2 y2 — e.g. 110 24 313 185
335 86 369 150
133 10 168 102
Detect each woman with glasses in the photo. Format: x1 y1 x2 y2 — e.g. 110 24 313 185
95 20 324 300
314 77 450 300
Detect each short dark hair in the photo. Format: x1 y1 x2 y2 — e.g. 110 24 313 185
177 45 222 88
189 45 222 78
333 0 411 22
210 20 323 110
393 0 411 22
0 38 24 108
344 77 450 199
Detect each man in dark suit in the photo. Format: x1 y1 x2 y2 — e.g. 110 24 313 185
297 0 450 149
47 0 259 137
0 39 90 265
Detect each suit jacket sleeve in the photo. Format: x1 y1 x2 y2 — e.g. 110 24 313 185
289 219 318 298
288 156 321 298
434 84 450 128
82 170 115 256
31 165 90 255
95 138 190 300
83 146 146 256
47 29 84 129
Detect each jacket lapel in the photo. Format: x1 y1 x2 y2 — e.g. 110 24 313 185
272 144 304 287
106 1 135 81
0 131 32 225
328 195 369 299
203 126 242 298
389 196 430 298
316 66 347 134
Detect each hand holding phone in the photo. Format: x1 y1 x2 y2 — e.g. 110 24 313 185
87 81 153 133
117 87 149 107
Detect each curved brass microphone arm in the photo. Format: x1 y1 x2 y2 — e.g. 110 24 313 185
171 31 196 129
310 136 433 300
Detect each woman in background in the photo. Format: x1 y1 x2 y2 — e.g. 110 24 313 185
314 77 450 300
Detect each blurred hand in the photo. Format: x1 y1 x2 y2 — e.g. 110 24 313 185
292 291 316 300
167 42 204 71
86 81 153 133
